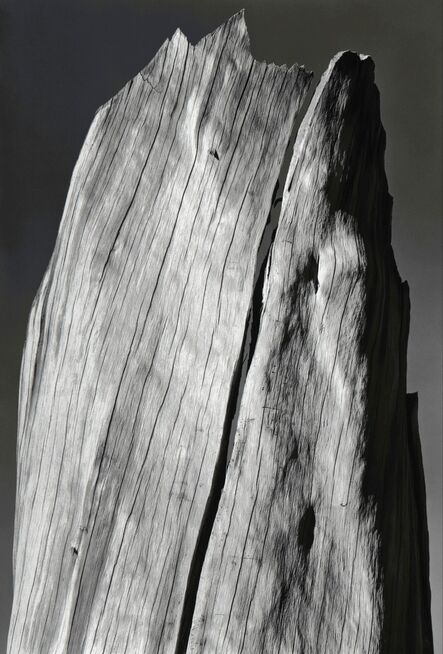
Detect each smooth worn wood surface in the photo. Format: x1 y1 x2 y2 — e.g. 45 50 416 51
188 51 434 654
9 13 433 654
8 12 310 653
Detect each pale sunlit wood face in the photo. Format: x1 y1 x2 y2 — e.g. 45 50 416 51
2 6 438 654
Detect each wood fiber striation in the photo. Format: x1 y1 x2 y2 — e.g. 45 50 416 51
8 14 433 654
8 12 311 653
188 51 434 654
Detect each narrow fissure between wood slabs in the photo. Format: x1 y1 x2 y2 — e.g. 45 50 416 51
226 120 304 464
174 116 307 654
174 318 249 654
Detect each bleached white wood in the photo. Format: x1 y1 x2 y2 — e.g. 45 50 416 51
9 14 433 654
188 51 434 654
8 12 311 654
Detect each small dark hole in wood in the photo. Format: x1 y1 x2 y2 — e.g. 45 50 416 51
288 440 299 464
71 546 79 556
304 253 319 293
297 505 315 554
209 148 219 160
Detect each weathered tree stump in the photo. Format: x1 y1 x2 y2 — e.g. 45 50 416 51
8 11 432 654
188 49 433 654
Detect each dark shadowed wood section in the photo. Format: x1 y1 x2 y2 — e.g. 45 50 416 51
8 13 433 654
7 12 311 653
188 51 434 654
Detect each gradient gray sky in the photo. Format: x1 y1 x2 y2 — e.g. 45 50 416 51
1 0 441 650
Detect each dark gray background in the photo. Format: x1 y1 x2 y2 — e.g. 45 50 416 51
0 0 441 650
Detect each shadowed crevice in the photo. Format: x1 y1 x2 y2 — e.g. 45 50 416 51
174 312 249 654
174 103 311 653
297 506 316 555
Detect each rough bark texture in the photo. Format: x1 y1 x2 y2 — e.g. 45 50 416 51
8 12 433 654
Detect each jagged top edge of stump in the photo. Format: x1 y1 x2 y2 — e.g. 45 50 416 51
92 11 383 131
95 10 314 116
288 48 380 181
89 10 394 249
281 49 399 251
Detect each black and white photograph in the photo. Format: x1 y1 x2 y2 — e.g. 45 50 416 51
0 1 441 652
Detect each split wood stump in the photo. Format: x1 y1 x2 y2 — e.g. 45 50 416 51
8 12 433 654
